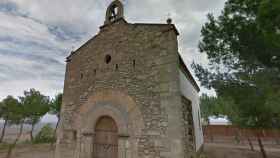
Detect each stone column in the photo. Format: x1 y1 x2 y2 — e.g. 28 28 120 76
80 131 94 158
118 135 130 158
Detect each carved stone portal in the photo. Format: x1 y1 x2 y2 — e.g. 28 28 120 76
93 116 118 158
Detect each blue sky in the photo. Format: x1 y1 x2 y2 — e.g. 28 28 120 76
0 0 226 122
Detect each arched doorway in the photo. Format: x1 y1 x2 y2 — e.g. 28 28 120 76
93 116 118 158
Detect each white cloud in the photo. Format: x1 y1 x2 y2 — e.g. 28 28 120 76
0 79 63 100
10 0 110 33
0 0 226 119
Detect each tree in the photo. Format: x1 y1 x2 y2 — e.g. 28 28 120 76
257 0 280 68
200 94 233 123
200 94 236 142
34 124 56 144
49 93 62 139
192 0 280 158
20 89 50 142
0 100 7 143
5 98 26 158
197 0 280 72
200 94 218 125
0 96 20 143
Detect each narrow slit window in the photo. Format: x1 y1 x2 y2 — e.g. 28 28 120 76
133 60 136 68
105 55 112 64
94 69 97 75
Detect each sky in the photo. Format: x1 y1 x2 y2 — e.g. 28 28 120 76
0 0 226 122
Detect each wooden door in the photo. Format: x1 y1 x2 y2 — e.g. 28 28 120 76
93 116 118 158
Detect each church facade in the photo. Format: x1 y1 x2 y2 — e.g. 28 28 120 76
55 1 203 158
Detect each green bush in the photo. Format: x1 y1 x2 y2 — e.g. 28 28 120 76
33 124 56 144
0 143 11 150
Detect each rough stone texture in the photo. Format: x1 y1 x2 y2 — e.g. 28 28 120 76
55 2 202 158
179 68 204 151
181 96 196 158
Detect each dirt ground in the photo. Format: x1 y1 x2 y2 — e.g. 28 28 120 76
0 143 279 158
204 143 280 158
0 144 53 158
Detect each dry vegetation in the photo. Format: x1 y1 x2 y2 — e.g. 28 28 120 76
0 142 278 158
204 143 280 158
0 130 280 158
0 144 53 158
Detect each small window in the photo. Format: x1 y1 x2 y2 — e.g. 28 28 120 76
115 64 119 71
73 130 77 140
80 73 84 79
133 60 136 68
94 69 97 75
105 55 112 64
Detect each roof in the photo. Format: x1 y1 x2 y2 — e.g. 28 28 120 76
131 23 179 36
66 18 179 61
100 18 179 35
179 54 200 92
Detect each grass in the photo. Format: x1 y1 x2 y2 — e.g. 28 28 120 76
0 143 10 150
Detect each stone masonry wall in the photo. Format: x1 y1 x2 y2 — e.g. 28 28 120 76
181 96 195 158
56 20 187 158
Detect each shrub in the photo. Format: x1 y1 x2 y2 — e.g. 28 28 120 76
0 143 10 150
33 124 56 144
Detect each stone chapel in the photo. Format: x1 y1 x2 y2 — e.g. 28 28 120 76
55 0 204 158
